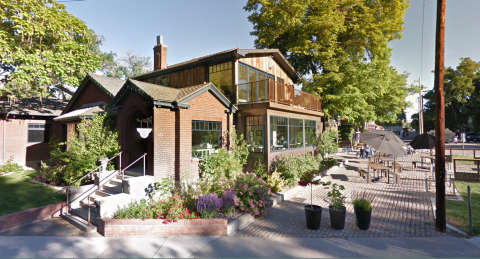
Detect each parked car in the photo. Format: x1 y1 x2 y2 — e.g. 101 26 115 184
466 132 480 142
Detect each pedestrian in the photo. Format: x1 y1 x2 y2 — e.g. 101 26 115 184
359 147 365 158
364 145 370 159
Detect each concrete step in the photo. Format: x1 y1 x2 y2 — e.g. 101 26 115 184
116 174 135 180
61 213 97 233
95 189 118 197
79 202 97 212
70 207 98 225
102 182 122 193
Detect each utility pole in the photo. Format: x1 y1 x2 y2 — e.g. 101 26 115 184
419 78 424 134
434 0 447 232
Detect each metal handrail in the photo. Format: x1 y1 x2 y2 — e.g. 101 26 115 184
121 153 147 176
57 151 122 194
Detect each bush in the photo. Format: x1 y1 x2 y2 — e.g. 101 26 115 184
267 170 287 192
324 182 346 210
253 159 267 181
319 129 339 158
32 162 65 186
199 175 234 197
196 194 223 219
0 157 23 174
221 189 237 214
41 113 120 186
145 177 174 201
274 153 322 186
234 172 270 216
114 196 198 223
353 198 371 211
321 158 337 170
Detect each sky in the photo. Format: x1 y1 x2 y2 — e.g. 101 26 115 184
61 0 480 120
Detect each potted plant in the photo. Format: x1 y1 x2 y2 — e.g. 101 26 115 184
353 193 374 230
298 170 323 230
324 182 346 230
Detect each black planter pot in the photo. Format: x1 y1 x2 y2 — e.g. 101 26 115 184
328 206 346 230
354 208 372 230
304 205 322 230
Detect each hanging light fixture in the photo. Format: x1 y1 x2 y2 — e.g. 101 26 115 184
136 117 153 138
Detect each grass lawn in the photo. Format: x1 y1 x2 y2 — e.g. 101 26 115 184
0 171 66 216
446 181 480 236
452 155 476 165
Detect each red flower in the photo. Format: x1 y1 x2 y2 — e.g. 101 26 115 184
174 220 178 222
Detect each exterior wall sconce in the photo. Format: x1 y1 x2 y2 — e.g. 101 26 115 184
137 117 153 138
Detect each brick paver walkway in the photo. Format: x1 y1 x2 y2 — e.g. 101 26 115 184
235 152 467 238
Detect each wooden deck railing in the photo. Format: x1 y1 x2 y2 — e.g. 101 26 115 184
237 79 323 112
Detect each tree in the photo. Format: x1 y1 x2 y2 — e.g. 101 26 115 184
100 49 152 79
244 0 410 124
0 0 103 99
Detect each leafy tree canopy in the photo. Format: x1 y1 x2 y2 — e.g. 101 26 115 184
100 49 152 79
244 0 411 124
0 0 103 99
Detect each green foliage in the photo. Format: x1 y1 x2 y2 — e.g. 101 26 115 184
274 153 322 187
353 198 371 211
199 129 249 180
253 159 268 180
319 130 339 159
0 157 23 174
266 170 287 193
0 0 103 98
234 173 270 216
199 175 234 197
114 196 198 221
321 158 337 170
40 113 120 185
244 0 410 124
324 183 346 210
446 181 480 235
145 178 174 200
100 49 152 79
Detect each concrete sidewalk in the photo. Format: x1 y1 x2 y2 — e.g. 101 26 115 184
0 235 479 258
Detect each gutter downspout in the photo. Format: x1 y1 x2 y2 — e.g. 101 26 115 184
3 112 10 165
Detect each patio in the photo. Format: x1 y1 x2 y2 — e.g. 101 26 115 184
235 153 462 238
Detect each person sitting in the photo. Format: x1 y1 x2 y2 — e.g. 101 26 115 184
277 136 288 149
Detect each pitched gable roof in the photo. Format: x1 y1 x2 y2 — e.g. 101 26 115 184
111 80 236 113
0 98 68 117
62 73 126 115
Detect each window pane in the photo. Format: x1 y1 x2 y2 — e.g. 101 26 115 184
209 62 233 96
192 121 221 158
271 116 288 151
28 124 50 143
289 119 303 148
246 116 264 153
305 120 317 146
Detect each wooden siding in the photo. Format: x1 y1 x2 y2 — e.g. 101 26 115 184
238 55 294 85
147 66 206 88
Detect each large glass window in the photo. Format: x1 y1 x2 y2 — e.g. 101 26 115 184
246 116 264 153
192 121 221 158
28 124 51 143
289 118 303 148
270 116 288 151
209 61 233 96
305 120 317 146
238 63 274 103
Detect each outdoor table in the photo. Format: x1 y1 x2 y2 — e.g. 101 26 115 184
379 157 396 170
420 155 435 170
367 163 389 183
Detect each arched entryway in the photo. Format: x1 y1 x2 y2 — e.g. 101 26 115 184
123 108 149 174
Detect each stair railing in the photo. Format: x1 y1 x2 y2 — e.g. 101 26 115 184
82 153 147 225
57 151 122 214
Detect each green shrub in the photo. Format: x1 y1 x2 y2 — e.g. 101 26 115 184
0 157 23 173
319 129 339 158
199 175 234 197
321 158 337 170
145 177 174 201
324 182 346 210
353 198 371 211
253 159 267 180
267 170 287 192
114 196 198 221
274 153 322 186
40 113 120 186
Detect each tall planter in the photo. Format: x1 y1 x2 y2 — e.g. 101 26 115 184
354 208 372 230
305 205 322 230
329 206 346 230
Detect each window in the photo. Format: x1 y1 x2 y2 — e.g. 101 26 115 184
305 120 317 146
246 116 264 153
209 61 233 96
28 124 51 143
277 77 285 84
289 118 303 148
192 121 221 158
155 76 168 86
270 116 288 150
238 63 274 103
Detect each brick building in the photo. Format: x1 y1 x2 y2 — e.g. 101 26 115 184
56 35 324 182
0 98 68 168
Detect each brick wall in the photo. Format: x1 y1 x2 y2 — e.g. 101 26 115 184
69 81 112 112
0 203 65 232
153 107 176 182
99 217 227 237
0 118 62 167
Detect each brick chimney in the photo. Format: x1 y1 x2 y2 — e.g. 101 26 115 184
153 35 167 70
